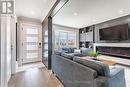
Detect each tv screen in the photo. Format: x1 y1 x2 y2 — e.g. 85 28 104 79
99 24 129 41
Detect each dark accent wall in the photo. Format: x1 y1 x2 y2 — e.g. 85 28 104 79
92 25 95 43
16 23 18 61
95 15 130 43
48 16 52 69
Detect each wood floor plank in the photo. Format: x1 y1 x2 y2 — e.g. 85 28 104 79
8 67 64 87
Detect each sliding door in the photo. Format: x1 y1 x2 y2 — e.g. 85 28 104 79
43 29 48 67
42 0 69 69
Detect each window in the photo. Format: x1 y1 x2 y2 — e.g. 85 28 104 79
54 30 77 49
59 32 68 48
68 32 76 47
55 31 60 49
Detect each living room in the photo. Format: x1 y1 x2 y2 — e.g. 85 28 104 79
48 0 130 87
1 0 130 87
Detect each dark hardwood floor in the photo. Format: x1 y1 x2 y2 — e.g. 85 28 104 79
8 67 64 87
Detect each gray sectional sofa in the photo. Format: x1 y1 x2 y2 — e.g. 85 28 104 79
52 48 126 87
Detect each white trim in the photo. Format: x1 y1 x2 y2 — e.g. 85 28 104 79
11 16 17 74
1 15 7 87
0 15 12 87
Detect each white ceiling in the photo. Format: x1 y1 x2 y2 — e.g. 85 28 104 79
53 0 130 28
15 0 57 22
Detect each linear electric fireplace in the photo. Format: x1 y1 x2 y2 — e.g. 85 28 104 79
96 46 130 59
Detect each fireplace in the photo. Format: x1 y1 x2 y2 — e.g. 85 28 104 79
96 46 130 59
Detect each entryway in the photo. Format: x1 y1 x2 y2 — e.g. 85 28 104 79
22 24 42 64
16 62 44 72
16 23 43 72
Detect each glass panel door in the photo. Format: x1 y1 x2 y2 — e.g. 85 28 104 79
22 25 42 64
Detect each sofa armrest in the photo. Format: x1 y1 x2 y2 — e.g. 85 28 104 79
108 68 126 87
94 76 108 87
108 67 124 77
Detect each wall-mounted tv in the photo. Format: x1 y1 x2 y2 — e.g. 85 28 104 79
99 24 129 41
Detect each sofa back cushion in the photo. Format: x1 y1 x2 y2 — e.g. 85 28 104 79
70 48 77 53
61 47 76 53
61 53 74 60
54 50 62 55
73 57 110 76
80 48 92 56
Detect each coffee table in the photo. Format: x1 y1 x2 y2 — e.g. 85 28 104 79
80 56 117 66
99 59 116 66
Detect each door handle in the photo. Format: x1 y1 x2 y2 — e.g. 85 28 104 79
38 42 42 48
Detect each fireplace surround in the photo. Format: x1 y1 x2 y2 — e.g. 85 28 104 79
96 46 130 59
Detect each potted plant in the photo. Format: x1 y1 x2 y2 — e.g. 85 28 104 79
88 51 100 60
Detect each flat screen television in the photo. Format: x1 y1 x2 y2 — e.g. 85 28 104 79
99 24 129 41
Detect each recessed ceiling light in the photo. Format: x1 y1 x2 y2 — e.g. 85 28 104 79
74 13 78 16
119 10 123 13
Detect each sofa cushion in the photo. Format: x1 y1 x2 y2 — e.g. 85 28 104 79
70 48 77 53
54 50 62 55
73 57 110 76
80 48 92 56
61 47 72 53
74 49 81 53
73 53 84 57
61 47 77 53
61 53 74 60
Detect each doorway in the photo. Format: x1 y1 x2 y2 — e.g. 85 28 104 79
21 24 42 64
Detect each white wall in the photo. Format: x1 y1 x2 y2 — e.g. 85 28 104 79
94 15 130 43
0 15 7 87
0 14 12 87
11 16 17 74
0 14 16 87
